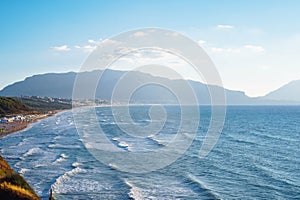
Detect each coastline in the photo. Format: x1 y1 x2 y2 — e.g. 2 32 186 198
0 109 70 200
0 109 69 139
0 155 40 200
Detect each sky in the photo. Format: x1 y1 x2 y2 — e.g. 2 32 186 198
0 0 300 97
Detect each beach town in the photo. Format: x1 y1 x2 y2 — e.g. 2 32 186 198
0 112 53 137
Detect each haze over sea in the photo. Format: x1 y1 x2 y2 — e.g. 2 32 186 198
0 106 299 199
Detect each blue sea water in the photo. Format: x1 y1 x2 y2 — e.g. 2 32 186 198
0 106 299 199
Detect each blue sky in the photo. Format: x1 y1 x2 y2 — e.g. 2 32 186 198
1 0 300 96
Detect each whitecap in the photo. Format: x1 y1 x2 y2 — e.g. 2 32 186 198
118 141 129 148
23 147 42 157
19 168 29 175
48 144 81 149
186 174 221 199
17 138 30 146
72 162 82 167
53 154 68 164
147 135 166 146
52 166 87 190
108 163 119 170
124 179 144 200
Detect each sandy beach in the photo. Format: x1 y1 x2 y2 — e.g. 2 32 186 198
0 111 64 139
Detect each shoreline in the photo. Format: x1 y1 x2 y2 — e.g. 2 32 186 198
0 110 69 200
0 109 69 139
0 155 40 200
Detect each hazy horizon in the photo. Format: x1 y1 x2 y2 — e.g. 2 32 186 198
0 2 299 199
0 68 298 98
1 1 300 97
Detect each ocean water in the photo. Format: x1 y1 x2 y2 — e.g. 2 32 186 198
0 106 299 199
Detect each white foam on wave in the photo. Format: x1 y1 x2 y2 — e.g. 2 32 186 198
118 141 129 148
17 138 30 146
72 162 82 167
124 179 144 200
253 163 297 187
48 144 81 149
23 147 42 157
117 141 133 151
53 135 63 140
52 178 107 194
108 163 120 170
147 134 166 146
186 174 221 199
64 166 86 177
53 154 68 164
52 164 87 192
61 153 68 158
111 137 132 151
19 168 29 175
127 145 134 151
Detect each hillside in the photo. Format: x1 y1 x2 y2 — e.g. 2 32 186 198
18 96 72 111
263 80 300 102
0 155 40 200
0 97 32 117
0 96 71 117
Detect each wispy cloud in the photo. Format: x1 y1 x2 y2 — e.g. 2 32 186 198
102 39 121 45
216 24 234 30
74 45 96 52
209 44 265 54
88 39 96 44
198 40 206 45
74 39 101 52
88 39 102 45
132 31 146 37
211 47 224 52
51 45 70 51
244 45 265 53
51 39 121 54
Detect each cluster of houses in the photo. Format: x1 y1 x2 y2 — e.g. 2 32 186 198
0 114 44 124
0 114 48 133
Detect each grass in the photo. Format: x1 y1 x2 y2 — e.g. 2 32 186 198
0 97 32 117
0 155 40 200
0 181 39 200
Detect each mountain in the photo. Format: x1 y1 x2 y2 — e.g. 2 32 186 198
262 80 300 102
0 70 299 105
0 72 76 98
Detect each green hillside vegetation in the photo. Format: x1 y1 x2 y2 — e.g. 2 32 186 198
0 155 40 200
0 97 32 117
18 96 72 111
0 96 72 117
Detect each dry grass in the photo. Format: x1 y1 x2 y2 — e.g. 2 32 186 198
0 155 40 200
0 181 39 200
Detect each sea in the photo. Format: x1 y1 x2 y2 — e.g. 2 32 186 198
0 106 299 199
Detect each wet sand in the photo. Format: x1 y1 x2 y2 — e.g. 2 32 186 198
0 111 63 138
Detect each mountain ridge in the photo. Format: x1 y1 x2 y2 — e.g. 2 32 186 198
0 70 299 105
262 80 300 102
